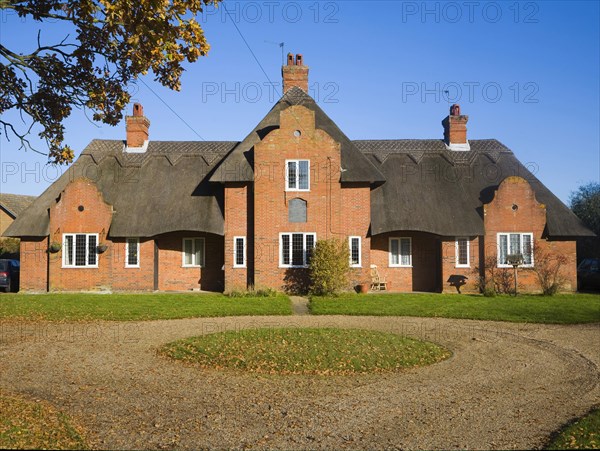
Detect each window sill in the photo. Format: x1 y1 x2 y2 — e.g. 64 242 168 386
62 265 99 269
455 265 471 269
233 265 246 269
389 265 412 268
498 264 534 269
125 265 140 269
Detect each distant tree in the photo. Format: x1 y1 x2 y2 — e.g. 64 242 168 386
0 0 220 163
0 237 20 255
570 182 600 235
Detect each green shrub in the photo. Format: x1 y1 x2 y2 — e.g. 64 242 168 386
225 286 279 298
253 287 279 298
309 238 350 296
483 286 496 297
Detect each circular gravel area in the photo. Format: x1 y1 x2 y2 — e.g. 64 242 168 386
0 315 598 450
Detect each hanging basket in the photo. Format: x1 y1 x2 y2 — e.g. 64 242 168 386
48 242 62 253
96 244 108 254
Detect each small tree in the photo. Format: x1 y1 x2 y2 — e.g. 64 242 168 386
309 238 350 296
532 249 568 295
475 255 497 296
475 254 517 295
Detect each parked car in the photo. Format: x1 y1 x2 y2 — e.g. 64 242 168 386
0 259 20 292
577 258 600 291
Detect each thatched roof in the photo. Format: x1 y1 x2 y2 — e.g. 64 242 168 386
0 193 36 219
5 93 592 240
4 140 236 238
355 139 593 238
210 86 386 184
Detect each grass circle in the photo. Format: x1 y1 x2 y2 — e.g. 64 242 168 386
161 328 451 375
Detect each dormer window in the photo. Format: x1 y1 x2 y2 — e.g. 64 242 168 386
286 160 310 191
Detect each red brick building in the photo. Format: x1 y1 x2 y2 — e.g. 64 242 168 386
6 55 594 293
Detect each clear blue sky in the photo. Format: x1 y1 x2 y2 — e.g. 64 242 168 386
0 0 598 204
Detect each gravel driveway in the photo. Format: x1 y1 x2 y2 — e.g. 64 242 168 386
1 315 598 450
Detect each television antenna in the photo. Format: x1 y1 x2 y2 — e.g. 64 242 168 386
444 89 451 109
264 40 285 65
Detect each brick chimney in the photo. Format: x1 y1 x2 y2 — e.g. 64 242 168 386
282 53 309 94
442 104 470 151
126 103 150 150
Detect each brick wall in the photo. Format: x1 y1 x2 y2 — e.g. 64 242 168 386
371 231 441 292
441 236 481 293
483 176 577 292
341 184 371 288
48 178 114 291
156 232 224 292
111 238 155 291
253 105 371 291
19 238 48 292
223 183 250 291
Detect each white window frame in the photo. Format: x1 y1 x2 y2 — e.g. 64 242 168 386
182 237 205 268
455 237 470 268
125 238 140 268
349 236 362 267
389 237 412 267
497 233 534 268
279 232 316 268
233 236 246 268
285 159 310 192
62 233 99 268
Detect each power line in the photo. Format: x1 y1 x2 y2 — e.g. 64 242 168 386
222 0 280 97
138 78 206 141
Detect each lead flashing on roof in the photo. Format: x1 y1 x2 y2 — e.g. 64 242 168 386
446 141 471 151
124 140 149 153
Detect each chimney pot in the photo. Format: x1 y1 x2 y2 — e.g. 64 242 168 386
282 52 309 94
133 102 144 117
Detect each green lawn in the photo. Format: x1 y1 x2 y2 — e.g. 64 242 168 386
310 293 600 324
0 293 292 321
161 327 451 375
546 407 600 449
